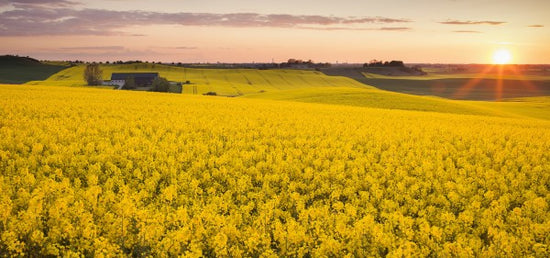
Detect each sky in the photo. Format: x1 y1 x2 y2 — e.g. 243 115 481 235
0 0 548 64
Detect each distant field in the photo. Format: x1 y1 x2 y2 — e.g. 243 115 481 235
32 64 550 101
246 87 496 116
30 63 367 95
0 56 69 84
360 78 550 100
322 67 550 101
362 70 550 81
469 96 550 121
247 87 550 120
28 63 550 120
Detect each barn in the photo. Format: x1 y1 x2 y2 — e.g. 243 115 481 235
106 73 159 88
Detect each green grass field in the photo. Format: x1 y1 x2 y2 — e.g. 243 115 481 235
360 77 550 101
321 67 550 101
362 71 550 81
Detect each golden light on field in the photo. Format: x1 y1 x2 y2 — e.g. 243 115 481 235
454 45 539 100
492 49 512 64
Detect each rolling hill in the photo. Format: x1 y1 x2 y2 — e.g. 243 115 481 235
0 55 70 84
29 63 368 95
321 67 550 101
24 63 550 120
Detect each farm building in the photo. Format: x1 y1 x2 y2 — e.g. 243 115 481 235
104 72 159 88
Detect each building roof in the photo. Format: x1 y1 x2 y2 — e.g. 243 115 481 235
110 72 159 80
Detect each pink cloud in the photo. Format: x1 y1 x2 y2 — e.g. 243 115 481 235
0 5 413 36
439 20 506 25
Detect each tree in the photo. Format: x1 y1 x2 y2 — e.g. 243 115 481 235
122 76 136 89
151 77 170 92
83 63 103 85
388 60 405 67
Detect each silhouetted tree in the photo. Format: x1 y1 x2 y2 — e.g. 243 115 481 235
388 60 404 67
365 60 405 68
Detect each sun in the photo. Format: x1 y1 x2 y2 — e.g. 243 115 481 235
493 49 512 64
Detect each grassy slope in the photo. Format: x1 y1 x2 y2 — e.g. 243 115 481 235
248 87 550 120
0 56 69 84
29 63 367 95
245 87 520 117
467 96 550 121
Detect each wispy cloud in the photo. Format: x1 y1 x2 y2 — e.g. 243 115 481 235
439 20 506 25
0 5 412 36
452 30 482 33
59 46 125 51
157 46 199 50
341 17 411 24
379 27 411 31
175 46 198 50
0 0 77 7
528 24 544 28
28 46 168 60
297 26 412 31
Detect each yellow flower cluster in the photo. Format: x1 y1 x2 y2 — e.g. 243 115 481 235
1 85 549 256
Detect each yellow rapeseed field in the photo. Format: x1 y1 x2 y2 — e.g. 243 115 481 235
1 84 549 256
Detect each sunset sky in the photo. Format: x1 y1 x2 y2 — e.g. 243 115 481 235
0 0 548 64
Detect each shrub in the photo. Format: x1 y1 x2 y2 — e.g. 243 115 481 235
122 76 136 89
151 77 170 92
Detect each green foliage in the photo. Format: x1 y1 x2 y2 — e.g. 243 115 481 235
83 63 103 86
122 76 136 89
169 82 183 93
151 77 170 92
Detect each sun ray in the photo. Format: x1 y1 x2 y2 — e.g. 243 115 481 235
507 65 540 95
452 65 495 99
496 65 503 100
